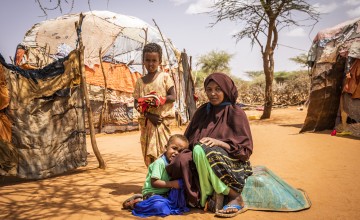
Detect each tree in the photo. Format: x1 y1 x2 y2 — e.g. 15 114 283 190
35 0 153 16
198 50 233 74
210 0 319 119
289 53 308 68
245 70 264 79
35 0 82 16
195 50 233 87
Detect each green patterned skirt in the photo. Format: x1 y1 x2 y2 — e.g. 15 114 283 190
201 144 252 193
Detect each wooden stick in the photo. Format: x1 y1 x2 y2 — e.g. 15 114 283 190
181 52 196 120
98 47 108 133
142 27 148 75
152 19 178 93
152 19 180 126
75 13 106 169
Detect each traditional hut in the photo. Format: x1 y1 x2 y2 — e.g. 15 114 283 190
301 17 360 137
16 10 196 133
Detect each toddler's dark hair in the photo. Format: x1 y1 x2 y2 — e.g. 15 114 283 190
142 42 162 62
168 134 189 146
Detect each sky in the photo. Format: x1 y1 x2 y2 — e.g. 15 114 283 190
1 0 360 80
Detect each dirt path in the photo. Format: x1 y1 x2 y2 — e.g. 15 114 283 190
1 107 360 220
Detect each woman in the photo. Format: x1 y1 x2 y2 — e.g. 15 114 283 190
133 43 176 167
186 72 253 217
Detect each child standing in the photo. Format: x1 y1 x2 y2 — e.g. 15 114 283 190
133 42 176 167
122 134 189 211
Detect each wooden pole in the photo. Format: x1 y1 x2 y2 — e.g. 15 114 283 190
98 47 108 134
152 19 178 94
181 52 196 120
142 27 148 75
75 13 106 169
152 19 180 125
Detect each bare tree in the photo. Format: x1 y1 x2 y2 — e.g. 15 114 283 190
210 0 319 119
35 0 153 16
35 0 77 16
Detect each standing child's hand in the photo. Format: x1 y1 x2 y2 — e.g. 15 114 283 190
145 112 163 126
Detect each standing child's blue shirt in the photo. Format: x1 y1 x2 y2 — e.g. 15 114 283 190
142 154 170 196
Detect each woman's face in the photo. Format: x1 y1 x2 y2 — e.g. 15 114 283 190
205 81 224 106
143 52 160 74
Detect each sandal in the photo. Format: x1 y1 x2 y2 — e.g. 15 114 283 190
122 194 143 210
215 204 247 218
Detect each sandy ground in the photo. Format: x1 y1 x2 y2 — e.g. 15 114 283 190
1 106 360 220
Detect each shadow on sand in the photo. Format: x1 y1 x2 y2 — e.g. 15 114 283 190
0 152 147 220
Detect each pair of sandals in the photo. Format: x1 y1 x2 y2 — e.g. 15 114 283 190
205 193 247 218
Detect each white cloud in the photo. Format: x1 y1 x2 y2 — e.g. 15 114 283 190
312 2 338 14
285 27 306 37
347 5 360 17
170 0 189 6
185 0 216 14
344 0 360 6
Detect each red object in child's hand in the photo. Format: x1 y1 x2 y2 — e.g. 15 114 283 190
136 98 150 113
136 92 164 113
159 96 166 105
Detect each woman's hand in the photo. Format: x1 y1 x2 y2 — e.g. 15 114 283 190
200 137 230 150
200 137 221 147
169 180 180 189
145 112 163 126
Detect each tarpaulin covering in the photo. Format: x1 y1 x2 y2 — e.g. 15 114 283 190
85 62 141 93
242 166 311 211
0 64 11 143
0 51 87 179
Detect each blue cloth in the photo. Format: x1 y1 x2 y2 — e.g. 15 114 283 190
132 179 190 217
161 154 169 166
